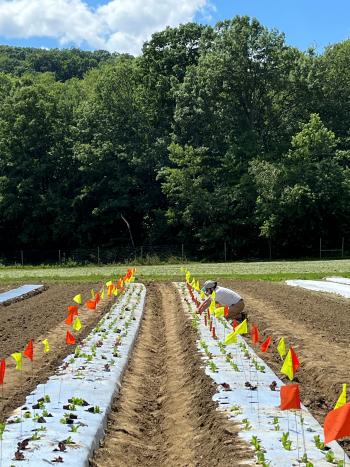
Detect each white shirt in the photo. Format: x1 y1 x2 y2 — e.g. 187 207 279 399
214 286 242 306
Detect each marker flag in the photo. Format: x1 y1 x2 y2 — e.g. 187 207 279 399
65 312 75 325
280 384 301 410
277 337 287 359
11 352 22 370
85 299 97 310
224 305 229 318
233 319 239 329
209 300 216 313
106 280 113 287
200 291 206 300
101 289 105 299
42 338 50 353
214 307 225 318
73 317 82 332
90 289 95 299
0 359 6 384
185 271 191 283
66 331 76 345
113 288 119 296
23 339 34 361
281 348 300 381
224 331 237 345
324 402 350 444
73 294 82 305
335 384 347 410
234 319 248 335
251 325 259 344
68 305 78 314
260 336 272 352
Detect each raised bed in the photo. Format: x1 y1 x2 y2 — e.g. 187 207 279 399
0 283 146 466
176 282 349 467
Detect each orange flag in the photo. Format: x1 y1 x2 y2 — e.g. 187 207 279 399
224 305 229 318
324 402 350 444
251 325 259 344
0 359 6 385
95 292 101 304
24 339 34 361
68 305 78 314
260 336 272 352
280 384 301 410
66 331 76 345
290 347 300 373
85 299 97 310
233 319 239 329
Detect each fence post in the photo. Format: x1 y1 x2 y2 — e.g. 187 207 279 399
268 238 272 260
319 238 322 259
20 250 24 266
140 246 143 261
97 246 100 265
58 249 61 264
224 241 227 262
181 243 184 262
342 237 345 258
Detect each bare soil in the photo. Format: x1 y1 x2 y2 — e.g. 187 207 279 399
91 282 252 467
0 283 115 420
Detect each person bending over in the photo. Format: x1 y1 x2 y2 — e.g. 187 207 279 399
198 280 246 321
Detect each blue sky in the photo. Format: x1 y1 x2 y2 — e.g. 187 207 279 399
0 0 349 54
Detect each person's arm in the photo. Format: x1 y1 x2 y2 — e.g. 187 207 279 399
197 296 211 314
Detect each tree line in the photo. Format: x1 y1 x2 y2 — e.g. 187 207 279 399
0 16 349 259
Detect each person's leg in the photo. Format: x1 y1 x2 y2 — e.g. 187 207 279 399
227 300 245 320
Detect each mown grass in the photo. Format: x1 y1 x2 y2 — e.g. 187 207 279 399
0 259 350 283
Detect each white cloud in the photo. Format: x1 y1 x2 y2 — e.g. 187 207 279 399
0 0 211 54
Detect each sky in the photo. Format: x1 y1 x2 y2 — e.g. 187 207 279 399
0 0 349 55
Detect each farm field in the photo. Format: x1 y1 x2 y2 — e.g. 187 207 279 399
0 283 114 421
1 258 350 282
1 270 350 465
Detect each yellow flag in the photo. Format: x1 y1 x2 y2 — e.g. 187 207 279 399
90 289 95 298
113 288 119 296
211 291 216 301
234 319 248 335
335 384 347 409
11 352 22 370
106 280 113 287
277 337 286 359
129 276 135 283
42 338 50 353
209 300 216 313
224 331 237 345
73 294 82 305
185 271 191 283
73 317 82 332
280 349 294 381
214 307 225 318
200 291 205 300
101 288 105 299
191 278 196 288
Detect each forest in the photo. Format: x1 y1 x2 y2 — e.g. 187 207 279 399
0 16 349 259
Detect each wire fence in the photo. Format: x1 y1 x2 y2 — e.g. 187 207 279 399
0 238 348 266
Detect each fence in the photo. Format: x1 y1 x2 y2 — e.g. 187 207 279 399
0 238 348 266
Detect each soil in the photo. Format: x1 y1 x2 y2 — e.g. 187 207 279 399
90 282 252 467
222 280 350 452
0 283 115 420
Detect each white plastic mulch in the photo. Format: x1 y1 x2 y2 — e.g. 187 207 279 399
0 285 44 303
286 279 350 298
0 283 146 466
176 282 349 467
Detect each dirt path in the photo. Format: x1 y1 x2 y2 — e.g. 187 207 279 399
91 283 252 467
0 283 115 420
223 280 350 451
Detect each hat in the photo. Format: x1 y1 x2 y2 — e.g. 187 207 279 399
202 280 217 291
